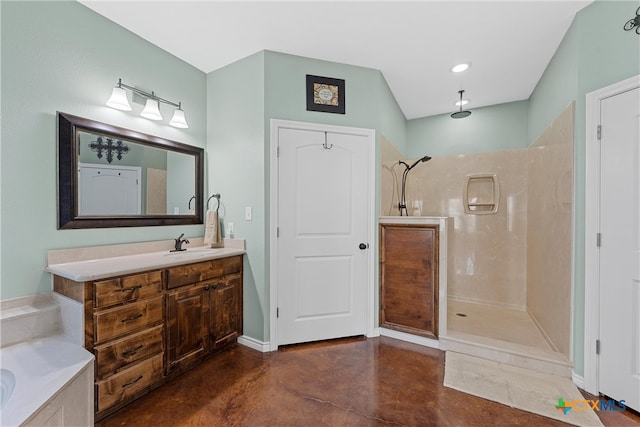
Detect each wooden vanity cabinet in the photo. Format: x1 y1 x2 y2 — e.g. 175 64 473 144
52 254 243 421
210 272 242 350
379 223 439 339
165 256 243 373
165 282 209 371
53 269 166 418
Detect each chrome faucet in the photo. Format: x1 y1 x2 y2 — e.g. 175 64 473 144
171 233 190 252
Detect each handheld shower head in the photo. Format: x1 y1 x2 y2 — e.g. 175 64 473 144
398 154 432 216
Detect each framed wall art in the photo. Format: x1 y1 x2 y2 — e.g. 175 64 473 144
306 74 345 114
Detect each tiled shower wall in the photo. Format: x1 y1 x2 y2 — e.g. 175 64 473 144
526 104 574 356
380 103 573 355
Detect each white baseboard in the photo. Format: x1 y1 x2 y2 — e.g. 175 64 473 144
379 328 440 350
369 327 381 338
572 372 585 390
238 335 271 353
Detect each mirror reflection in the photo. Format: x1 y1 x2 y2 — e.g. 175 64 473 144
57 112 204 229
77 131 196 216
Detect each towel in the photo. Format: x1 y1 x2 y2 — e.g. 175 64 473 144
203 210 223 247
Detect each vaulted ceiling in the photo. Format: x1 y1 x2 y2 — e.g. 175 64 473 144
79 1 591 119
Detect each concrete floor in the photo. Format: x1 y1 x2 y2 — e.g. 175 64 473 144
97 337 638 426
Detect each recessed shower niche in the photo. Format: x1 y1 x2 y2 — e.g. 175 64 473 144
463 174 500 215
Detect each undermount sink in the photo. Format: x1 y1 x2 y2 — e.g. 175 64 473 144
1 369 15 409
163 248 223 258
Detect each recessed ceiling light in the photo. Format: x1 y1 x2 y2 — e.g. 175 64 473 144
451 63 470 73
455 99 469 107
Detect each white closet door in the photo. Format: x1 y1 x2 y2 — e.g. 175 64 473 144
277 128 371 346
78 163 141 215
599 86 640 412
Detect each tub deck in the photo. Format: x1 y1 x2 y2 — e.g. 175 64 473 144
0 334 93 425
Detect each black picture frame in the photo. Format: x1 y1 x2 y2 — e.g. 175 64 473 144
306 75 345 114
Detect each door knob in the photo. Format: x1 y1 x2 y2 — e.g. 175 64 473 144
359 243 369 250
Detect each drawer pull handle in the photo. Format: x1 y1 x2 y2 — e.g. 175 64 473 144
121 313 143 323
121 375 143 388
121 344 144 356
121 285 142 292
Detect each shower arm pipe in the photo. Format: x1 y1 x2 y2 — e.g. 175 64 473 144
399 164 412 216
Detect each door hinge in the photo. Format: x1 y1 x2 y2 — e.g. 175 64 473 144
277 307 279 318
597 125 601 140
276 227 279 238
277 146 280 157
597 232 601 247
596 339 600 355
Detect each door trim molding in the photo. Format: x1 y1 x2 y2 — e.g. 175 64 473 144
584 74 640 394
268 119 376 351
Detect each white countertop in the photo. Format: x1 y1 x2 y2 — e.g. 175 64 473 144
45 246 245 282
0 335 94 427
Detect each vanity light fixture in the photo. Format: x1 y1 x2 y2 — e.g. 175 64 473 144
169 104 189 128
141 98 162 121
106 85 132 111
106 78 189 128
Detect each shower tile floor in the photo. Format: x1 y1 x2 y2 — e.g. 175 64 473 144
447 299 554 351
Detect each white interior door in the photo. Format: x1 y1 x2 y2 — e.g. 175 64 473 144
599 86 640 411
78 163 141 215
277 127 371 346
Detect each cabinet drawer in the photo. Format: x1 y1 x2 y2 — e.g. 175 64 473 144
166 260 224 289
94 297 163 344
94 324 164 380
222 256 242 276
94 271 162 308
96 353 163 412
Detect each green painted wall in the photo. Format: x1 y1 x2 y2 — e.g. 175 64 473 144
528 0 640 377
8 0 632 367
206 50 406 342
406 100 530 158
207 51 266 341
0 1 207 300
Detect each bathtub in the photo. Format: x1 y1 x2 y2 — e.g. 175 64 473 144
0 294 94 426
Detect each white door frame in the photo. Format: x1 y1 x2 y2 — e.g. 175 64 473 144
584 74 640 394
269 119 377 351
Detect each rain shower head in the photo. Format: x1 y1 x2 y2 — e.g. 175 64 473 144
451 90 471 119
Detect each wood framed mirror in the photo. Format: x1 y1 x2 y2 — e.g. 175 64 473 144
57 112 204 229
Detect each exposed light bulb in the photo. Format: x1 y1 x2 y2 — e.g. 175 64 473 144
455 99 469 107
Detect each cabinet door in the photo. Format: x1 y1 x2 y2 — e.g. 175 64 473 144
210 275 241 350
166 285 208 372
379 224 439 339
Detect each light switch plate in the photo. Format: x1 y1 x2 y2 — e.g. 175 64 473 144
244 206 252 221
